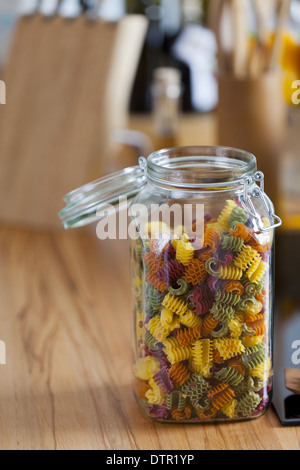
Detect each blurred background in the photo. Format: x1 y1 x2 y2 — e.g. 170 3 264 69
0 0 299 227
0 0 299 430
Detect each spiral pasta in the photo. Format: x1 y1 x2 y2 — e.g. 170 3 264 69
227 206 249 228
176 325 202 346
203 228 221 254
207 383 235 411
191 339 213 377
145 378 166 405
233 245 261 271
162 293 189 316
213 338 245 360
229 222 253 243
220 234 244 252
133 196 273 422
236 390 262 417
169 362 191 385
208 200 236 231
175 235 195 266
183 259 207 285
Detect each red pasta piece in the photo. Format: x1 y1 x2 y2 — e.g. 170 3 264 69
157 259 184 285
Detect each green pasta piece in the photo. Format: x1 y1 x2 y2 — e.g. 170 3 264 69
210 322 229 338
141 237 151 254
237 390 262 417
181 374 211 397
241 323 256 336
244 283 257 296
242 343 266 370
205 258 220 277
232 379 252 400
190 395 210 412
237 295 257 311
166 390 181 410
214 367 244 386
145 303 159 317
177 393 187 412
220 234 244 252
227 206 249 229
146 284 165 310
248 376 265 392
134 242 143 262
210 303 235 323
215 289 240 306
145 331 160 352
168 278 189 296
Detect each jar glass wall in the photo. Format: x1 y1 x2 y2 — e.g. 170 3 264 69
131 146 276 423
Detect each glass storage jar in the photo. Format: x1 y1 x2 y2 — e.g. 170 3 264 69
59 146 282 424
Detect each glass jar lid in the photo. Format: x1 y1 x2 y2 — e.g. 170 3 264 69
58 165 147 229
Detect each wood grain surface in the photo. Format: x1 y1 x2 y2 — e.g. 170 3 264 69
0 225 299 450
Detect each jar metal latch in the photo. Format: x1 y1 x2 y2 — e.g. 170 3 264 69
138 156 147 173
239 171 282 232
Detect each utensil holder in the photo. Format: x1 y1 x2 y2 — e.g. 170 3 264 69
217 71 287 205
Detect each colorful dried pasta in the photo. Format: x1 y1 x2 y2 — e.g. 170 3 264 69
133 198 272 422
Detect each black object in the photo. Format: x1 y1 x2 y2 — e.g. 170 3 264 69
272 231 300 426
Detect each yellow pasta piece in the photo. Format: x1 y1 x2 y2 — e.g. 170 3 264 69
146 316 170 341
133 356 161 381
145 378 166 405
162 293 189 316
162 336 181 352
160 308 181 332
249 261 268 283
208 200 236 231
262 217 271 228
175 234 195 266
136 311 144 340
242 335 264 348
180 309 202 328
233 245 260 271
144 221 169 238
221 398 238 419
191 339 213 378
242 301 263 319
213 338 245 360
249 358 271 380
246 256 261 280
218 265 243 280
228 317 243 339
166 346 192 364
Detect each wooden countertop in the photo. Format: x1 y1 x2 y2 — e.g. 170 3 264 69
0 225 299 450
